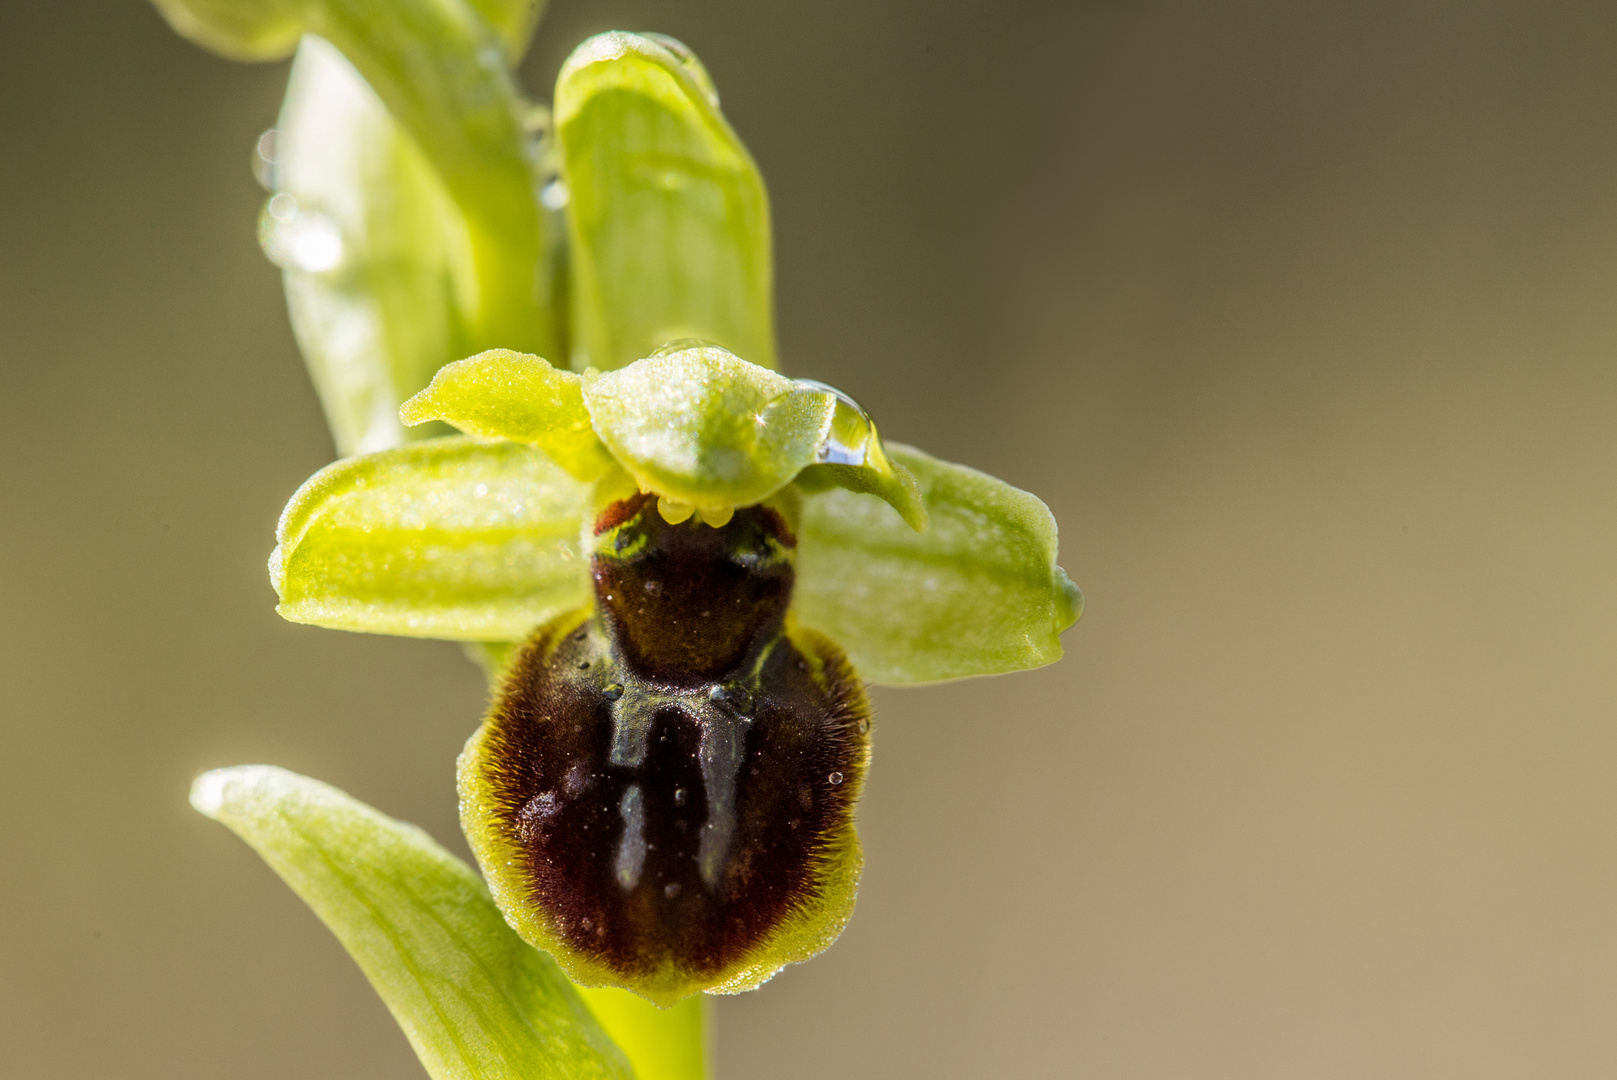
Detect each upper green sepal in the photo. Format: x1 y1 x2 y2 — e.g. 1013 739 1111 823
271 436 592 640
401 350 618 480
557 32 775 372
189 765 632 1080
794 444 1082 684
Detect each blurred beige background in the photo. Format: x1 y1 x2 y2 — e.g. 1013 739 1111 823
5 1 1617 1076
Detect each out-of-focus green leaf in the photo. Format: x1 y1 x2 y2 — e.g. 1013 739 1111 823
150 0 545 61
190 766 632 1080
581 344 831 509
314 1 552 360
271 36 475 456
149 0 303 60
576 988 707 1080
155 0 552 360
794 444 1083 684
402 350 617 480
557 32 775 372
271 436 592 640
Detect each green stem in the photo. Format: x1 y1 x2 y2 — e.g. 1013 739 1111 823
577 987 708 1080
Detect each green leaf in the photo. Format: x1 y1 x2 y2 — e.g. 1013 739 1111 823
557 32 775 372
150 0 545 61
156 0 554 357
581 344 833 510
190 766 632 1080
794 444 1083 684
576 988 707 1080
402 350 617 480
148 0 303 60
271 436 592 640
271 36 477 456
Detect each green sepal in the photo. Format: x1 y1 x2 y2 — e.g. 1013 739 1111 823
270 436 592 640
581 344 833 510
557 31 775 372
189 766 632 1080
794 444 1083 684
795 462 926 533
401 350 617 481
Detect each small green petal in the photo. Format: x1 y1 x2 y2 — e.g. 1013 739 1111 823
402 350 617 480
557 31 775 372
581 344 833 509
190 766 631 1080
271 436 592 641
794 444 1083 684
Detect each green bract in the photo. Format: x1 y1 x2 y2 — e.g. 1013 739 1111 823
277 342 1078 685
189 766 632 1080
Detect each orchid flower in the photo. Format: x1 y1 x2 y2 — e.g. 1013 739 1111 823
152 0 1081 1074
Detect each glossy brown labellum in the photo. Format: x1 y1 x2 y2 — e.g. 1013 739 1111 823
467 494 870 995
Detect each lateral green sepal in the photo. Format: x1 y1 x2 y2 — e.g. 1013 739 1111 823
271 436 592 641
189 765 632 1080
402 351 617 480
794 444 1082 684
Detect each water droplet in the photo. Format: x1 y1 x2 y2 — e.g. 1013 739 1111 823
522 103 551 136
857 718 870 734
474 483 488 496
708 683 753 713
258 195 344 273
578 660 591 670
603 682 624 701
650 338 709 358
797 379 881 467
643 579 663 597
643 33 721 108
251 128 279 190
828 771 844 786
663 881 682 899
673 787 688 807
541 177 569 210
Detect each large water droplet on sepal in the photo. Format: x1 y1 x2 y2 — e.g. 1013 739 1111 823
258 193 345 273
